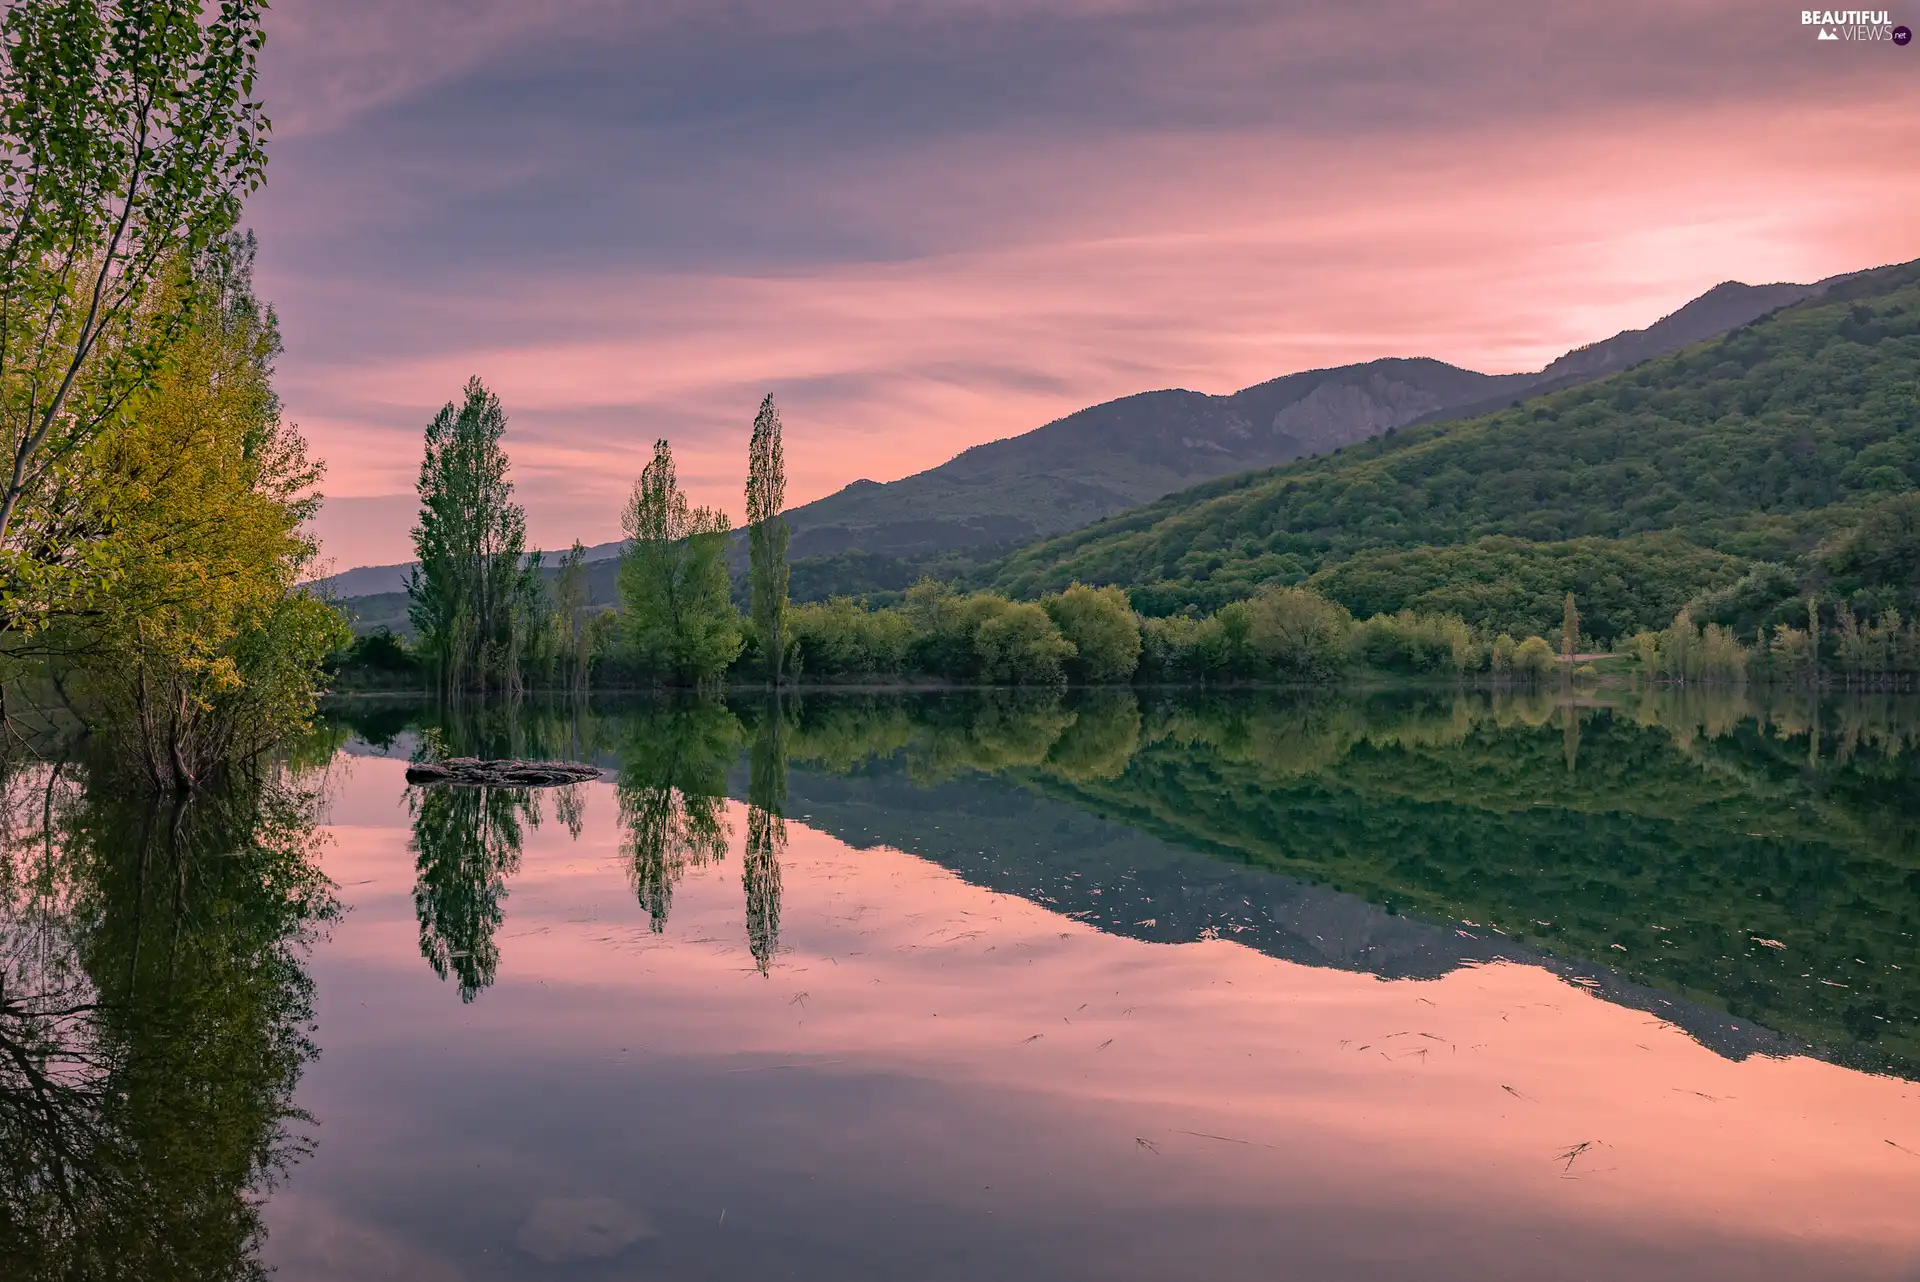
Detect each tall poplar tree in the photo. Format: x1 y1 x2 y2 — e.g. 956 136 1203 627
407 378 544 694
552 540 592 694
618 439 739 684
745 394 789 683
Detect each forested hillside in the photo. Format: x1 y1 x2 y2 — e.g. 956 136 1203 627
987 259 1920 639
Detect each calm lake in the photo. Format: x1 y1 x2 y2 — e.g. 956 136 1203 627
5 688 1918 1279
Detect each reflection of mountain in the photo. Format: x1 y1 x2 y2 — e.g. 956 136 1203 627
747 758 1802 1067
759 688 1920 1077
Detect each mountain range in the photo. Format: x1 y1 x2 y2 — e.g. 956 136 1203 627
316 270 1853 626
984 256 1920 637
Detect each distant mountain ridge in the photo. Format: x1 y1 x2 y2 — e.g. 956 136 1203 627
313 270 1848 605
982 255 1920 631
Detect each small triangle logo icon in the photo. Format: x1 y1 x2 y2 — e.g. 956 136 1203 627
1817 27 1838 38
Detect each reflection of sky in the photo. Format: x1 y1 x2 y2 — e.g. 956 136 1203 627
252 1 1920 568
272 756 1920 1280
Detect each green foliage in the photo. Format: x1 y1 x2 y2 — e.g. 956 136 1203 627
1306 535 1751 644
345 627 414 674
1646 610 1748 684
0 0 270 606
1043 583 1141 682
789 595 912 677
987 262 1920 628
617 439 741 685
745 394 790 683
550 541 593 692
1137 613 1229 681
0 761 333 1280
1829 605 1920 683
1827 490 1920 614
1512 635 1556 683
48 236 346 789
786 549 937 604
975 600 1075 685
1238 584 1354 680
1350 609 1475 675
407 377 545 694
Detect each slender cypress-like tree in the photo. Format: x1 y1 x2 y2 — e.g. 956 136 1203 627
745 394 790 684
1561 591 1580 666
553 540 592 693
618 439 739 684
407 377 544 694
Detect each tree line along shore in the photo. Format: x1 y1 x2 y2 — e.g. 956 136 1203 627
342 372 1919 694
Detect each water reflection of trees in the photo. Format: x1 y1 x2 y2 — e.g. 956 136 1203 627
343 685 1920 1063
408 782 540 1002
608 698 788 970
744 702 789 974
614 701 738 932
0 759 333 1280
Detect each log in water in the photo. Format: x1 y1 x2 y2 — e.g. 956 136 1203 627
403 757 601 788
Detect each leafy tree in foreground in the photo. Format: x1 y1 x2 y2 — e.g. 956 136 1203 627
746 394 790 684
0 0 269 625
619 439 739 685
407 377 545 695
52 234 345 791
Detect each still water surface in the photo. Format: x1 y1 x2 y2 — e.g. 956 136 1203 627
5 689 1919 1279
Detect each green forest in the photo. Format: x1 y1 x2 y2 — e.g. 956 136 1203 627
986 262 1920 637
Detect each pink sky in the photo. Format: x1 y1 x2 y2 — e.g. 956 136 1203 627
249 2 1920 571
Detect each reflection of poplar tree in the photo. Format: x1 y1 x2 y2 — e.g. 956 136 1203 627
408 783 537 1002
615 703 740 931
553 782 587 841
744 701 789 974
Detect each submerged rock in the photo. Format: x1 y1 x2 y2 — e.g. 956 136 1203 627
405 757 602 788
